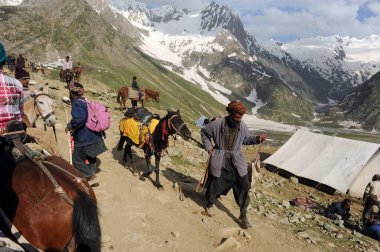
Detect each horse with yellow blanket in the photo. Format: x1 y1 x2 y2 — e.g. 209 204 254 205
117 110 191 188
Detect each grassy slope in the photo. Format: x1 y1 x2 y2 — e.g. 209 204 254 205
256 77 314 123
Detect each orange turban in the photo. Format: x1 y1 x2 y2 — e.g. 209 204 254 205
226 100 247 120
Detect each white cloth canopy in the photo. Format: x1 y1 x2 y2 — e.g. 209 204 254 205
264 129 380 197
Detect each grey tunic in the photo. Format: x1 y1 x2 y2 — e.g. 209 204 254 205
201 117 259 177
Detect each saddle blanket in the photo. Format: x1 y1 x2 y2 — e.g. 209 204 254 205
128 89 145 100
119 118 159 146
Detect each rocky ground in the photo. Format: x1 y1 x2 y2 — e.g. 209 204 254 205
4 68 380 252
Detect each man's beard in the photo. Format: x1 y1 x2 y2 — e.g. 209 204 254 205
226 116 240 128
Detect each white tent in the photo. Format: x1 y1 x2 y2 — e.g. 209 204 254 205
263 129 380 197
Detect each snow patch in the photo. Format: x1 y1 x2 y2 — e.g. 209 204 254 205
338 120 362 128
0 0 22 6
245 89 266 115
291 113 301 118
244 114 297 132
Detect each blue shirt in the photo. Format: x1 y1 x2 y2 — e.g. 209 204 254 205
69 97 103 147
365 224 380 241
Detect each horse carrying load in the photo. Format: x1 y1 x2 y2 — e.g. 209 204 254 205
118 108 192 188
128 89 145 101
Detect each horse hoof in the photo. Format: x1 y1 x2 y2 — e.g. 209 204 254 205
155 183 164 190
142 171 152 178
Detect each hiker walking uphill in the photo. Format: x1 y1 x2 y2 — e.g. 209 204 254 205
130 76 144 109
65 82 107 183
201 100 267 229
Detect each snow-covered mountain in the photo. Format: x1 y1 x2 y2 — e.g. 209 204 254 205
264 35 380 88
89 0 378 127
102 0 380 106
107 0 249 103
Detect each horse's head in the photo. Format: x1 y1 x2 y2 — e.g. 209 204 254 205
34 93 56 126
166 109 191 140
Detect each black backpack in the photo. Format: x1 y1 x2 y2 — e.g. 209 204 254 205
124 108 153 124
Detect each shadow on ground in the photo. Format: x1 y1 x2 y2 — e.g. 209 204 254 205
162 167 242 227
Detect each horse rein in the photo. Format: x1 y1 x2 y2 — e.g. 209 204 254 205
11 139 89 205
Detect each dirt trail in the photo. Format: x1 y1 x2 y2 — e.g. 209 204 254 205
29 72 379 252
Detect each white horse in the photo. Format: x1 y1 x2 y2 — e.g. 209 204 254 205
23 85 56 128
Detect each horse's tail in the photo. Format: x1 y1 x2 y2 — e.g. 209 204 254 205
73 191 101 252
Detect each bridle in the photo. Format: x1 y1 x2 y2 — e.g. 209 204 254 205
33 93 55 122
33 93 57 141
162 114 186 140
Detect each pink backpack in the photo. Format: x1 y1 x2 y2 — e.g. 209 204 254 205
81 99 110 132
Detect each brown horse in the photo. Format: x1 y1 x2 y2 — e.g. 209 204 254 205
117 86 145 110
117 86 129 110
144 89 160 103
0 151 101 251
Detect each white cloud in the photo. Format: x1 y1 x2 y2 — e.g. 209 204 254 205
368 2 380 14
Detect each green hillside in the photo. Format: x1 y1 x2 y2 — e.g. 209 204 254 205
0 0 225 122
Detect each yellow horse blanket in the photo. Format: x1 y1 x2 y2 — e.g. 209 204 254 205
119 118 159 147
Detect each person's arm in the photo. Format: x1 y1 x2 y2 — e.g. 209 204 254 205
201 124 214 153
242 124 267 145
364 183 371 203
69 100 87 129
18 88 24 116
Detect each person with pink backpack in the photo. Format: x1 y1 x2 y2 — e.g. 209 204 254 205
65 82 107 183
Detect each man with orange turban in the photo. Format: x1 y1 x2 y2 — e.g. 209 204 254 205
201 100 266 229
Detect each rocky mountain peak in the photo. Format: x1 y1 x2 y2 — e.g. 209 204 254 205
200 1 242 32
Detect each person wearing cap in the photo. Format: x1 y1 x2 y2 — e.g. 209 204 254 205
15 67 34 101
363 174 380 224
0 42 24 135
200 100 267 228
65 82 107 183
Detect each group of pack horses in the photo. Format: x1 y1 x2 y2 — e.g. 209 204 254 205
0 79 192 251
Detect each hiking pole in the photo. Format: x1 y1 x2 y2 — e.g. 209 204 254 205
65 108 73 165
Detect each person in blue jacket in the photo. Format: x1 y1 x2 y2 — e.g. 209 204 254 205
364 205 380 241
65 82 107 182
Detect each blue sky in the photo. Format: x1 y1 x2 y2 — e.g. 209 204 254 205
139 0 380 42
